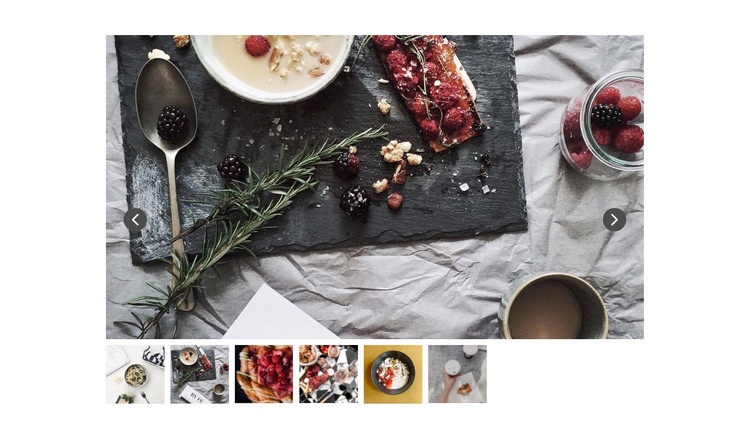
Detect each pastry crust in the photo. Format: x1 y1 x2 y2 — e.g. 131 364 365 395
458 382 472 395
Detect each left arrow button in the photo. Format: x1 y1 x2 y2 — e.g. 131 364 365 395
124 208 147 232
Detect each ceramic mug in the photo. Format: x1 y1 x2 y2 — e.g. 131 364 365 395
499 272 608 339
213 383 226 399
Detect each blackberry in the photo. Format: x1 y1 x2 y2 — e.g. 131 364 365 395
157 105 189 141
217 154 248 182
339 186 371 217
591 103 622 129
332 152 361 179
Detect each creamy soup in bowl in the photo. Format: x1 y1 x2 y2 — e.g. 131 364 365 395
192 35 353 104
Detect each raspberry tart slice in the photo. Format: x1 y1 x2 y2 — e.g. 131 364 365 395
373 35 486 152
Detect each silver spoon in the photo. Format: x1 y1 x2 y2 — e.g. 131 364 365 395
135 57 198 311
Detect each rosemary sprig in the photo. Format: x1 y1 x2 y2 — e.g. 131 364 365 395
176 368 199 388
348 35 372 71
174 126 388 241
118 127 388 339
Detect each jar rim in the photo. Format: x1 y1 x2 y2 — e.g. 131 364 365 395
581 69 644 171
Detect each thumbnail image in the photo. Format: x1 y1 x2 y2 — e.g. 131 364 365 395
299 345 359 403
235 345 293 403
170 345 229 404
428 345 487 403
106 345 165 404
364 345 422 404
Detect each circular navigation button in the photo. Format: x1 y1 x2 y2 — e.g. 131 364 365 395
124 208 147 232
603 208 626 232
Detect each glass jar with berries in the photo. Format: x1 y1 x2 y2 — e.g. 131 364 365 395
559 70 644 180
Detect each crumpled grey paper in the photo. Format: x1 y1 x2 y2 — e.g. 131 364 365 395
106 35 643 340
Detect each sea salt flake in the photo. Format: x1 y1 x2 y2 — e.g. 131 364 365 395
481 185 490 194
460 183 469 192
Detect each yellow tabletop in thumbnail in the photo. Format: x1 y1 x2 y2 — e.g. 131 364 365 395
364 345 422 404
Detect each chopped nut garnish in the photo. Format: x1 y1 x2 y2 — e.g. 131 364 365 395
309 67 325 77
372 179 389 194
173 35 190 48
280 68 289 78
320 53 332 65
397 141 412 153
392 160 408 185
269 47 283 71
377 99 392 115
380 140 404 163
387 192 404 210
406 153 423 166
348 145 358 154
305 41 321 56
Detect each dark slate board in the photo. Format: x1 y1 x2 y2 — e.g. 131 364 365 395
171 347 217 383
115 35 527 264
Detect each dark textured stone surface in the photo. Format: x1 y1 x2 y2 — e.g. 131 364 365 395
115 35 527 263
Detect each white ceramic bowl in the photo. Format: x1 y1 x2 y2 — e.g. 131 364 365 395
179 347 198 366
299 345 320 367
192 35 353 104
124 364 148 387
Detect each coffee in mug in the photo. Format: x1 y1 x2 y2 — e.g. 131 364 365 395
213 383 225 398
500 273 608 339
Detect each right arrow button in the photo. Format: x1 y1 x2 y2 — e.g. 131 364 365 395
604 208 626 232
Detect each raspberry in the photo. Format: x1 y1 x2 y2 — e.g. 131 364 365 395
594 86 621 105
423 61 441 83
592 127 613 146
613 125 644 153
591 103 622 129
393 71 418 96
442 107 466 133
618 96 642 121
371 35 397 52
411 36 429 51
409 98 429 117
157 105 189 141
429 83 460 110
386 50 408 71
332 151 360 179
570 149 593 169
217 154 249 182
339 186 371 217
244 36 270 57
566 137 586 155
420 119 440 141
563 109 581 140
